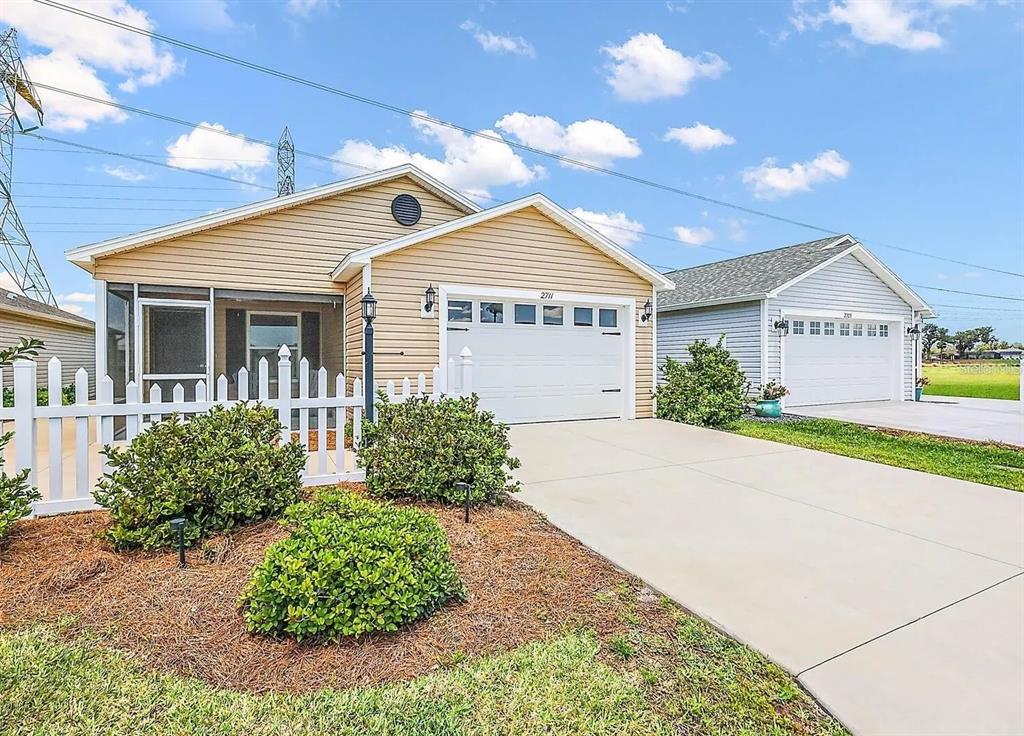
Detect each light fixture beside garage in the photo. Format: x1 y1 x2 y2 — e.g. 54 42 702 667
641 299 653 323
906 324 921 337
773 318 790 336
423 284 436 313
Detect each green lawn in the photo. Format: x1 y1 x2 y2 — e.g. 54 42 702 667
923 362 1020 400
731 418 1024 492
0 612 846 736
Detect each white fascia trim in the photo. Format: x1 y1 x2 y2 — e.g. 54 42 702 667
0 302 94 331
767 239 934 316
65 164 481 268
658 293 767 313
331 193 676 291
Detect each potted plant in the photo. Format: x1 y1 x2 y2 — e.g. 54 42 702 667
753 381 789 418
915 376 929 401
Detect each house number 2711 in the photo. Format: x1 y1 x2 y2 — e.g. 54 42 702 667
540 291 555 299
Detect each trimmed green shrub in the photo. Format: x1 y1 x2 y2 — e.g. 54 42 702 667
2 384 76 408
0 449 38 540
240 490 465 639
655 337 749 427
358 393 520 505
94 403 307 550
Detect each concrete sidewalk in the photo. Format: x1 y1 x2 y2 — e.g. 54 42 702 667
796 396 1023 446
512 419 1024 735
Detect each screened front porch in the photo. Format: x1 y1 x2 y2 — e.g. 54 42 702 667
101 284 347 406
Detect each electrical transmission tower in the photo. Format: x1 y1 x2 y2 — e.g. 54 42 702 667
277 126 294 197
0 28 55 306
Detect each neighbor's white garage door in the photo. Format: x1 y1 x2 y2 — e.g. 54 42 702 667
445 295 626 423
785 317 900 407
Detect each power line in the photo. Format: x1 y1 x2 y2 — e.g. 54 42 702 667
16 180 242 190
20 132 276 190
21 204 228 212
931 303 1023 313
910 284 1024 303
19 194 252 203
34 0 1022 280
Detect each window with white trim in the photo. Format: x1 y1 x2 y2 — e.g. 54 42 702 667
879 324 889 338
792 320 805 335
543 305 564 326
448 300 472 323
839 323 850 336
514 304 536 324
824 321 835 336
853 323 863 336
573 307 594 327
867 324 878 337
809 320 822 335
599 308 617 328
480 302 503 324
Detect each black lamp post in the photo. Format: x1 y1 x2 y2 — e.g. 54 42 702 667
361 291 377 422
169 517 186 567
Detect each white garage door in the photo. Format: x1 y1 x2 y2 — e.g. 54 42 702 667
785 317 900 407
445 295 626 423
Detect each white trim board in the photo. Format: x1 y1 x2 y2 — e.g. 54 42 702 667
66 164 480 268
332 193 676 292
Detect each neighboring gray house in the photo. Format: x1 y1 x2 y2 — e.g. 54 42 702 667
657 235 935 407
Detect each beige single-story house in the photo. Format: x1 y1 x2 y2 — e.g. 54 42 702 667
0 288 95 392
66 165 674 423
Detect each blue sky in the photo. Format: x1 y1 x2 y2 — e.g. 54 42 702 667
2 0 1022 339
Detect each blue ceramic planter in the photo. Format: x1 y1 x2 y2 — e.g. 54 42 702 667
915 387 924 401
754 399 782 418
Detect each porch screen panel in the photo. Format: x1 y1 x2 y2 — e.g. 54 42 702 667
144 306 207 375
302 311 321 370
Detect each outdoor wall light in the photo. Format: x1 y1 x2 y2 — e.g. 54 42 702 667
641 299 654 323
423 284 436 313
906 324 921 337
169 517 187 568
360 291 377 323
774 319 789 336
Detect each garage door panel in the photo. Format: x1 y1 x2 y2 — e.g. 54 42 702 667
446 296 625 423
785 317 899 407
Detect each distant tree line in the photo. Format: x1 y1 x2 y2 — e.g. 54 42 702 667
922 323 1022 359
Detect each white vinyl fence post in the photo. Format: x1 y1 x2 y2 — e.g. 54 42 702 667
459 347 473 396
277 345 292 445
47 357 63 501
13 359 37 487
74 368 89 499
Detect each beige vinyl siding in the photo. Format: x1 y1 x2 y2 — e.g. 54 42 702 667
344 276 364 385
93 177 467 293
368 206 656 418
0 311 94 393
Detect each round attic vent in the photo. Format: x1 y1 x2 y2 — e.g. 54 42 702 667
391 194 422 226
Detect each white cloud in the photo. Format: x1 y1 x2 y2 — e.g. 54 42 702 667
742 149 850 199
103 164 148 182
460 20 535 57
166 123 271 180
173 0 242 32
791 0 947 51
722 218 748 242
58 292 96 304
330 111 543 201
57 303 86 316
495 113 641 168
286 0 329 17
673 225 715 246
601 33 727 102
23 52 128 132
570 208 645 247
0 0 182 93
0 273 23 295
663 123 736 151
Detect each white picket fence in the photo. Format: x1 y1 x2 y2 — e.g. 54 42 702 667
0 345 474 516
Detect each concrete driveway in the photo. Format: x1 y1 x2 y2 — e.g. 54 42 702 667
796 396 1023 446
511 419 1024 736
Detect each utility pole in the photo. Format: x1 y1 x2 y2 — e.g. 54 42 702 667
0 28 55 305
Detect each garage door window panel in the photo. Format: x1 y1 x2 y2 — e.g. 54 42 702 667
480 302 504 324
879 324 889 338
840 323 850 337
574 307 594 327
514 304 537 325
448 300 472 323
792 320 805 335
809 321 821 335
824 322 835 336
853 323 863 337
867 324 878 337
599 309 618 328
543 305 564 326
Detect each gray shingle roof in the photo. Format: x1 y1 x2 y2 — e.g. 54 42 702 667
0 288 94 328
658 235 853 311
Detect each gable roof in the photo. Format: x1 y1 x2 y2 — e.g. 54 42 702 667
0 288 94 330
66 165 481 268
658 235 934 316
330 193 676 290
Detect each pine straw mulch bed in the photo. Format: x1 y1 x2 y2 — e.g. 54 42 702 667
0 485 671 694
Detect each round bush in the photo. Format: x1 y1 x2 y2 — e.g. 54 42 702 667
655 337 749 427
358 393 521 504
94 403 307 550
240 490 465 639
